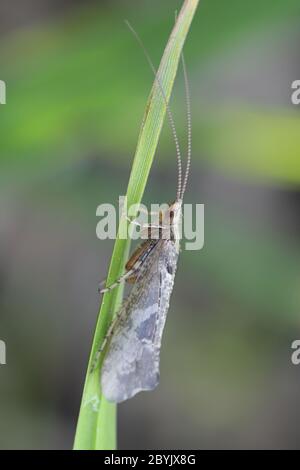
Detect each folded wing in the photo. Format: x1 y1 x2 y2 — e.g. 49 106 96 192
101 240 178 403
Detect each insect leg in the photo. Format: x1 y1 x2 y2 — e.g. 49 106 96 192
99 266 140 294
126 216 165 232
125 216 142 227
90 306 125 372
100 241 157 294
98 277 107 291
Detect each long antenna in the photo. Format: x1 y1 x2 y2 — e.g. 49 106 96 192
180 52 192 199
125 20 183 201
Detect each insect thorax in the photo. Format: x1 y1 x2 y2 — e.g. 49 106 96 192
160 199 182 246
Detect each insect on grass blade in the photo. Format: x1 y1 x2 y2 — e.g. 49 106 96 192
95 21 193 403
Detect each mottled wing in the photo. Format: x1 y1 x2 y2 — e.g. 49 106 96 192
101 240 179 403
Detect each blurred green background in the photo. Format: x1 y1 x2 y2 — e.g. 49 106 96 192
0 0 300 449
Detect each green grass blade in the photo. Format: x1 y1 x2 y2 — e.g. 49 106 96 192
73 0 199 451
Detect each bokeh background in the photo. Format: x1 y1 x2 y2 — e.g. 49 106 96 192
0 0 300 450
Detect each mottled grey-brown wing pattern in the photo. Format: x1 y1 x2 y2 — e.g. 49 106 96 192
101 240 179 403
